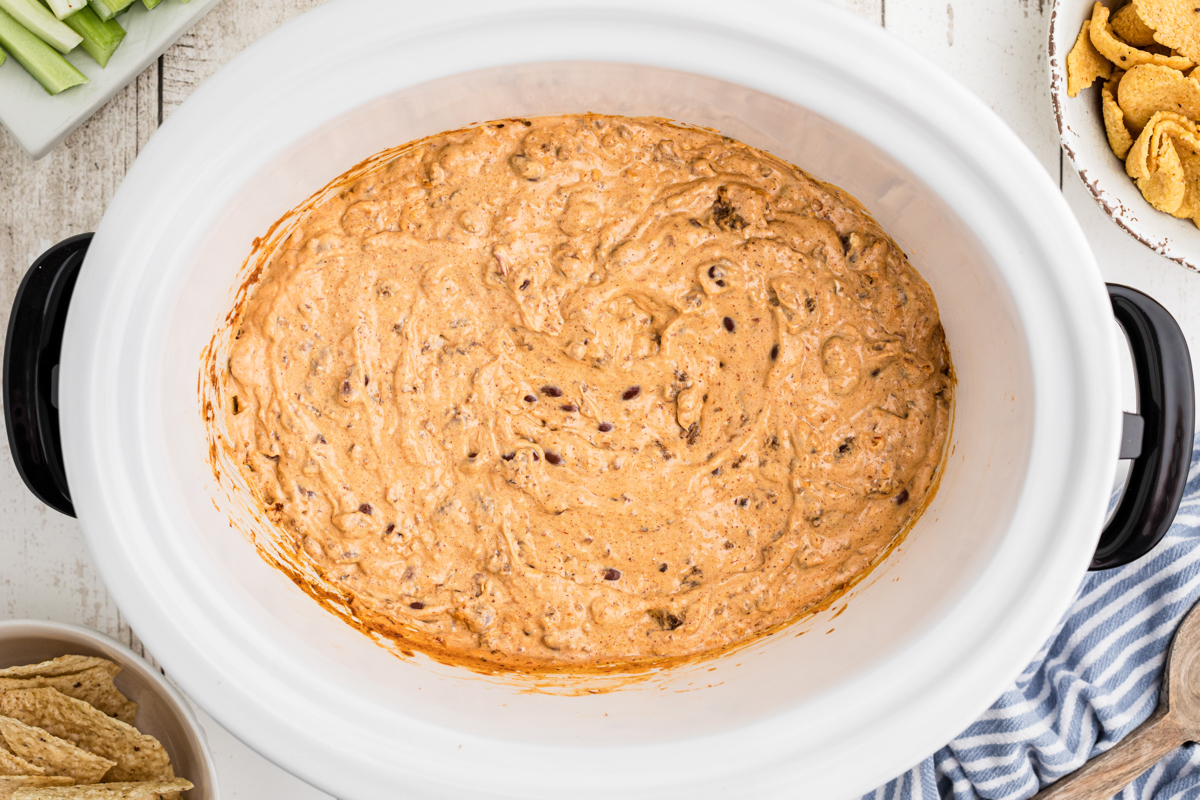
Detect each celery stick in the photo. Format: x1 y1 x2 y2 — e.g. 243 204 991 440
141 0 162 8
61 3 120 66
89 0 131 20
0 0 80 52
0 42 6 65
0 7 86 93
45 0 84 19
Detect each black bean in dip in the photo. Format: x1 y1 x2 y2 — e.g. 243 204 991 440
220 113 953 671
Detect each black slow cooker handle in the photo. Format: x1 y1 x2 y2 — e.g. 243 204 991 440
2 233 91 518
1092 284 1195 570
2 241 1196 564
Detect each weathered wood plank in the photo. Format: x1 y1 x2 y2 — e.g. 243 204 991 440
0 3 335 795
0 61 158 642
841 0 884 26
0 0 334 643
161 0 330 119
883 0 1061 178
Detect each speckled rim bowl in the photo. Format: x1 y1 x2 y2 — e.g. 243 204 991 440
1050 0 1200 271
0 620 218 799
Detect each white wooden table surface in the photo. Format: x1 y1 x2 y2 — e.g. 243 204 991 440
0 1 1194 797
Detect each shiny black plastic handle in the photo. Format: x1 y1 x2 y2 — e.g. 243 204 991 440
3 233 91 518
3 241 1196 564
1092 284 1195 570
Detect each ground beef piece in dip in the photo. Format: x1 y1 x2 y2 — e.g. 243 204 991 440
220 114 954 670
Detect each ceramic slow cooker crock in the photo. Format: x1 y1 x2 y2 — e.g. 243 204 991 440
3 1 1196 798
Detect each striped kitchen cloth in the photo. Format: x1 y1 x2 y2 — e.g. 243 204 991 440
871 434 1200 800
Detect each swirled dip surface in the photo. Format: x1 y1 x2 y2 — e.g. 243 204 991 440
223 115 953 669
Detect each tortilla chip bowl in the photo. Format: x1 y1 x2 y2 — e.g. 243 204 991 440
0 621 217 799
1051 0 1200 271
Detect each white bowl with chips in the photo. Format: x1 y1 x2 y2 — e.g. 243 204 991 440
0 621 217 799
1051 0 1200 270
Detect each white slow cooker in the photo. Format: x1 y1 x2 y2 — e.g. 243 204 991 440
4 1 1195 798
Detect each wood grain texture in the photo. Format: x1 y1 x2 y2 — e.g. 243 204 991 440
884 0 1060 177
1031 708 1185 799
1030 597 1200 798
161 0 329 119
0 65 156 646
0 1 335 796
839 0 884 25
0 0 331 648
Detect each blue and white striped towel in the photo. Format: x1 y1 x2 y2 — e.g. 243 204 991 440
871 434 1200 800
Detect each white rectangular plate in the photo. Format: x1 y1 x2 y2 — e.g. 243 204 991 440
0 0 223 160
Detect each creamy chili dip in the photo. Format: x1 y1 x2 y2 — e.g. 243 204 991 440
219 115 953 670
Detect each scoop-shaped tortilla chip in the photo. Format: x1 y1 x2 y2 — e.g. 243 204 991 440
1143 136 1188 210
1118 63 1200 132
1173 145 1200 218
0 692 168 783
1091 3 1194 70
0 717 113 785
1104 71 1136 157
1151 112 1200 158
10 779 191 800
1069 19 1114 96
0 777 74 800
1127 110 1200 175
1128 117 1156 177
1134 0 1200 63
1113 3 1159 46
1139 130 1188 211
0 663 114 684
